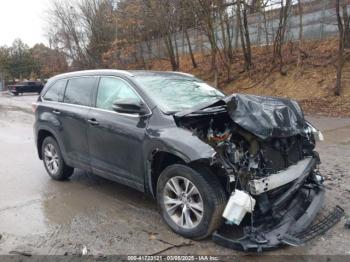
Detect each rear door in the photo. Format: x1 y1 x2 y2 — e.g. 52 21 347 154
87 76 150 189
58 76 98 169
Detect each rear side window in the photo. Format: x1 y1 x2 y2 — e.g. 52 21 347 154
43 79 66 102
64 77 95 106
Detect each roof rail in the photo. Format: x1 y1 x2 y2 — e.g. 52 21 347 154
54 69 134 78
172 71 195 77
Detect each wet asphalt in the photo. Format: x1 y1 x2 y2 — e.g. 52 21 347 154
0 93 349 256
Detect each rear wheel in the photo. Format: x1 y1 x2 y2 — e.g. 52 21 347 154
12 92 18 96
42 136 74 180
157 164 226 239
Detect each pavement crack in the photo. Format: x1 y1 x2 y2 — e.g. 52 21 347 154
148 241 194 256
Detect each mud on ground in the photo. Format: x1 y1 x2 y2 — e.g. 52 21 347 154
0 94 349 257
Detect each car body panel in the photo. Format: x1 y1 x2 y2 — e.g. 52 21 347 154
87 108 149 187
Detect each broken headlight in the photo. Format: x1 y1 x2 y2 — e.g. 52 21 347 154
305 121 324 142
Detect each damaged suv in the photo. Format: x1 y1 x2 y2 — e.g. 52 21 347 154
34 70 343 251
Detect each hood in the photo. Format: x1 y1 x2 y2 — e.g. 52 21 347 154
175 94 307 140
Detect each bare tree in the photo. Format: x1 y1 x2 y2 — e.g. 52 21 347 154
180 0 197 68
191 0 219 86
80 0 116 67
256 0 270 51
237 0 252 71
297 0 303 67
142 0 181 71
342 1 350 49
273 0 291 75
184 29 198 68
334 0 349 96
47 0 88 68
46 0 116 69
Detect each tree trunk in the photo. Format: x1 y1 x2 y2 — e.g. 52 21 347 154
342 3 350 48
243 5 252 67
262 8 270 51
234 12 240 49
138 42 147 69
297 0 303 67
174 33 180 70
237 0 252 71
163 34 179 71
219 9 228 61
273 0 291 75
335 0 345 96
225 18 234 62
185 29 197 68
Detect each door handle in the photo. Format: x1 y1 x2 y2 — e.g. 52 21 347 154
52 109 61 115
88 118 99 126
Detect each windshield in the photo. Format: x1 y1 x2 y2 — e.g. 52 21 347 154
134 75 225 113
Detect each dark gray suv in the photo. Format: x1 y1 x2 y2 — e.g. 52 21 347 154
34 69 341 251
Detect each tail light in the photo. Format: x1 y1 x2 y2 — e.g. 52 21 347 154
32 103 38 113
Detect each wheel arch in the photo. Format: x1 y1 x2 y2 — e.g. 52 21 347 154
146 149 218 198
36 127 67 162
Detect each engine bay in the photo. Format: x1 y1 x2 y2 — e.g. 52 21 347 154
175 110 317 192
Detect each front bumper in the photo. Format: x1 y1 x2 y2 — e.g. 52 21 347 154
213 157 344 252
248 157 314 195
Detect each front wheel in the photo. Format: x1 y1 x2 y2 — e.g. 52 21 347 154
41 136 74 180
157 164 226 240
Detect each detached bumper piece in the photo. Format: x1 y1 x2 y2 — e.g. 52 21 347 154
292 205 344 243
213 204 343 252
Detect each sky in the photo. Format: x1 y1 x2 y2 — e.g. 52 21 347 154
0 0 50 47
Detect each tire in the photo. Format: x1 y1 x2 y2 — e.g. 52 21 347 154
157 164 226 240
12 92 18 96
41 136 74 180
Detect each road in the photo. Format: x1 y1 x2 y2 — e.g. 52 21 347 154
0 93 349 257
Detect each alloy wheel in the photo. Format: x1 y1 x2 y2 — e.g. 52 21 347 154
163 176 204 229
44 143 59 175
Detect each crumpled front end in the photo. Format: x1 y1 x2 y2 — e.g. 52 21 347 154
212 156 343 251
174 94 344 252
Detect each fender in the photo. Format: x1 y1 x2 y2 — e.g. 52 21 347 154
143 126 216 196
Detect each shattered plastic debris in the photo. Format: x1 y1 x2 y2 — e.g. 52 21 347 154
222 190 255 225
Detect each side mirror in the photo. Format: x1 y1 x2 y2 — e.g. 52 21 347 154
112 98 148 115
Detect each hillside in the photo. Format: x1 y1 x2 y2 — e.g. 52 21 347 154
143 38 350 117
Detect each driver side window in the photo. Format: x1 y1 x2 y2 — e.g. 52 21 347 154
96 77 140 111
